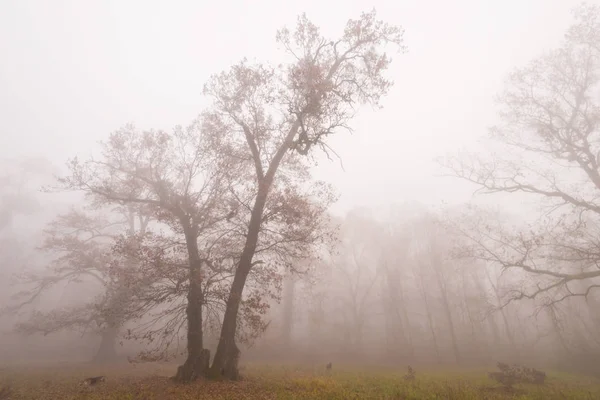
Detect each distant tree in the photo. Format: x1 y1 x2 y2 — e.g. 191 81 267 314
280 271 297 349
442 4 600 307
413 214 463 363
378 211 416 362
203 9 404 379
329 210 383 354
8 206 154 363
0 157 53 231
0 157 57 324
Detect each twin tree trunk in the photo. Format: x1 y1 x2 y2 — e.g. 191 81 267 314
171 189 269 382
175 140 285 381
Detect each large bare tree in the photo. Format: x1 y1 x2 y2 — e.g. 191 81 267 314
202 10 404 379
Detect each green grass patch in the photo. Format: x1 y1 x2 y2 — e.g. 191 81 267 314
1 362 599 399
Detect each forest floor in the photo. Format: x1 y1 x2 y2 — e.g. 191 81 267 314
1 361 599 399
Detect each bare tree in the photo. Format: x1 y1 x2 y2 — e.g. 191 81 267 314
7 206 154 363
329 211 382 355
379 221 415 361
442 4 600 306
203 10 404 379
419 218 461 364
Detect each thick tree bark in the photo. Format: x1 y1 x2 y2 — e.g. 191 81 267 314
210 119 300 380
92 325 119 363
210 187 269 379
174 223 208 383
208 265 249 379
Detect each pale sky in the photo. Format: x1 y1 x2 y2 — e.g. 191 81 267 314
0 0 588 215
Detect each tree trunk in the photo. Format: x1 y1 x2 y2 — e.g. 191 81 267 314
460 269 481 361
209 268 249 379
281 272 295 349
548 305 571 354
385 266 413 360
417 267 440 363
308 292 325 353
379 275 399 359
92 325 119 363
395 276 414 361
439 286 461 364
484 268 517 351
210 187 269 379
472 269 500 359
431 257 461 364
174 224 208 383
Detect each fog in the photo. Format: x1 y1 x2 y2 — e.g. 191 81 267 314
1 0 600 391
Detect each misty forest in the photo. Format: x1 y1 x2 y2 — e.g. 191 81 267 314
2 1 600 399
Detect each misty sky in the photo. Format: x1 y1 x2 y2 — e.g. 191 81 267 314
0 0 586 215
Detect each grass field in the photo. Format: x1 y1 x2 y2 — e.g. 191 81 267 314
1 362 599 399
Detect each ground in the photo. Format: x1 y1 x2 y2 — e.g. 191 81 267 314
1 362 599 399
